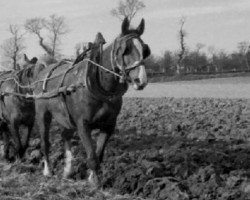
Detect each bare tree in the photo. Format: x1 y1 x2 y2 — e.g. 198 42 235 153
74 42 90 57
207 45 219 72
176 17 187 75
75 43 81 57
193 43 205 72
24 14 68 63
237 41 250 70
0 24 25 70
111 0 145 22
196 43 205 53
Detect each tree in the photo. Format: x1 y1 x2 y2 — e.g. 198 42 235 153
160 51 175 75
194 43 205 72
144 55 161 75
237 41 250 70
0 24 25 70
25 14 68 63
183 50 208 73
176 17 187 75
111 0 145 22
207 45 219 73
196 43 205 53
214 50 228 72
74 42 91 57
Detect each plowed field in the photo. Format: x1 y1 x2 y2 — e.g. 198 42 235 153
1 97 250 200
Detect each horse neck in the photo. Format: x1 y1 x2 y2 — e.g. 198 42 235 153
17 69 32 93
33 63 46 81
96 44 119 92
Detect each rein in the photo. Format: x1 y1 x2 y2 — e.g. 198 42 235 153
85 59 122 78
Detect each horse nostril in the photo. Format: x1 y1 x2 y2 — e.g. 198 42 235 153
134 78 140 84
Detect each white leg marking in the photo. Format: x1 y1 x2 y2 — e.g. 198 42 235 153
88 169 99 187
63 149 73 178
88 170 94 183
43 160 51 176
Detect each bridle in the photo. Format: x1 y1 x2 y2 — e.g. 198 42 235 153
110 33 145 83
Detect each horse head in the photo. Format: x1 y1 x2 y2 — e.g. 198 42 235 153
21 54 46 84
111 17 151 90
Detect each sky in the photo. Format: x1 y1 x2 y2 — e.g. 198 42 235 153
0 0 250 61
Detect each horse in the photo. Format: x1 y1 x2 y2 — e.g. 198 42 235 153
0 55 45 161
34 17 151 187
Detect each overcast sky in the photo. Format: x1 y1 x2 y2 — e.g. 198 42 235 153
0 0 249 60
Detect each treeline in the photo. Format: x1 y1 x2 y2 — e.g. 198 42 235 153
145 42 250 77
1 0 250 77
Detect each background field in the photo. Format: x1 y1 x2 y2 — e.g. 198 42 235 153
126 76 250 99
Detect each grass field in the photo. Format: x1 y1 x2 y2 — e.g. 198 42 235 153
126 76 250 99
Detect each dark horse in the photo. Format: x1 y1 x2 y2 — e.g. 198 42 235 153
0 55 45 160
34 17 151 186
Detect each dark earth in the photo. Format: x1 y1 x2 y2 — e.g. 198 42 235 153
1 97 250 200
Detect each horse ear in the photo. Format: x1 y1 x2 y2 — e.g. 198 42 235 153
121 17 130 34
136 18 145 35
95 32 106 45
24 54 29 63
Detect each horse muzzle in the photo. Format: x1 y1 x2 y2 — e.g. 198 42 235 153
132 65 147 90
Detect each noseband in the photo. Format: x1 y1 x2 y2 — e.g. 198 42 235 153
110 34 144 83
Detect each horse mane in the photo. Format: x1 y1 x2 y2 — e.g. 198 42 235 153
74 33 106 66
73 48 91 65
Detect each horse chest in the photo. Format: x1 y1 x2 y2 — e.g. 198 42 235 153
92 104 111 122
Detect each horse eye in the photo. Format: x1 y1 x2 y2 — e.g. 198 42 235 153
143 44 151 59
26 68 33 77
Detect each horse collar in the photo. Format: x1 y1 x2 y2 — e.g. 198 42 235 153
86 43 128 103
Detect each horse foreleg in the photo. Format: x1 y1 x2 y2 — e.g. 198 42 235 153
96 130 112 163
9 117 22 160
1 122 10 160
21 125 33 158
24 126 32 149
37 111 52 177
62 128 73 178
0 121 10 160
2 131 10 160
77 119 99 187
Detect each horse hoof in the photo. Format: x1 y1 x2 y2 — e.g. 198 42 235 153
43 171 53 177
43 166 52 177
43 160 52 177
88 170 100 188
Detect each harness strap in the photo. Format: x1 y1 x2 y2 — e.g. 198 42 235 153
0 82 84 99
42 60 72 92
